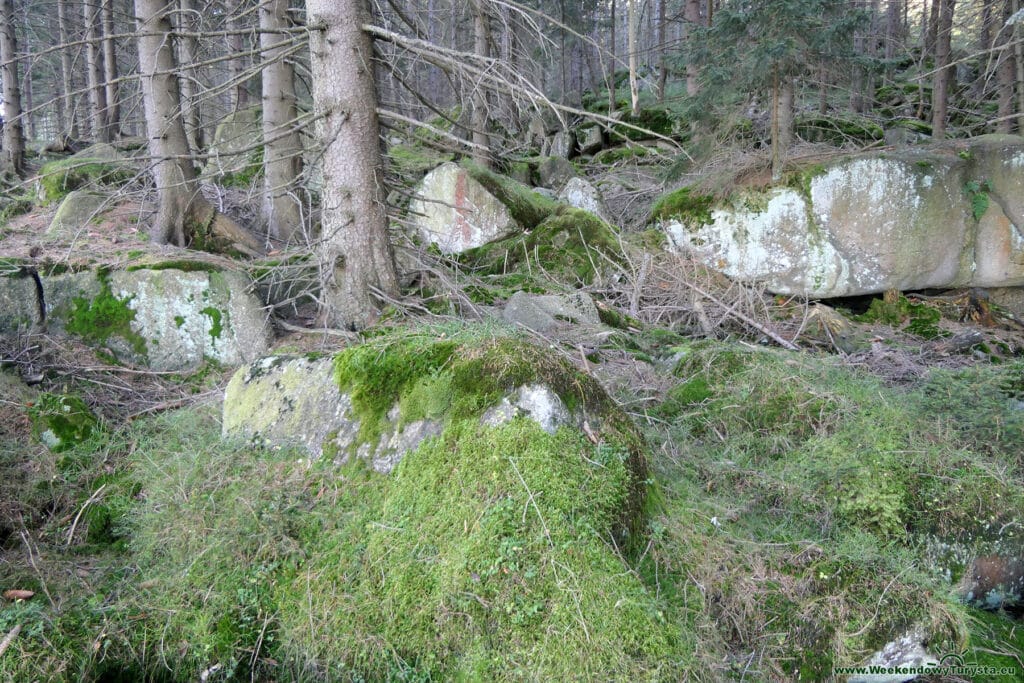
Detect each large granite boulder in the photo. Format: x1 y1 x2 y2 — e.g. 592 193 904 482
659 135 1024 297
20 266 273 371
222 330 649 542
407 162 519 253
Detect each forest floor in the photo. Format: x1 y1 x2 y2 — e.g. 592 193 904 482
2 145 1024 681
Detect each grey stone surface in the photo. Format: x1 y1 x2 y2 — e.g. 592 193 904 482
847 627 938 683
558 177 613 223
537 156 577 190
0 271 42 332
42 267 270 371
223 355 582 474
544 130 576 159
202 106 262 179
578 126 604 155
408 162 519 254
47 190 110 238
502 291 601 333
662 135 1024 297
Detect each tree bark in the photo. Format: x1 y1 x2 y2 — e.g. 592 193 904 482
684 0 701 96
0 0 25 175
57 0 78 139
608 0 617 114
176 0 204 152
228 0 252 110
260 0 304 242
1014 0 1024 132
308 0 399 330
771 71 793 182
21 13 34 141
627 0 640 115
83 0 109 141
995 0 1015 132
135 0 260 253
102 0 120 138
470 0 492 167
931 0 956 139
656 0 668 101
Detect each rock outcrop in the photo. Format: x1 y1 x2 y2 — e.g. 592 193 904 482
660 135 1024 297
0 264 271 371
558 177 612 223
222 331 648 540
47 190 110 238
407 162 519 254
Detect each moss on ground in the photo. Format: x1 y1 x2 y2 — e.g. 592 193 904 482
458 207 623 285
855 293 946 339
3 332 1023 681
27 393 99 452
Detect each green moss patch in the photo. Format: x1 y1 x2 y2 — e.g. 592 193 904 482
611 108 676 142
855 294 946 339
459 207 623 285
794 114 884 145
65 272 148 357
648 185 715 225
37 157 134 204
28 393 99 452
462 161 559 230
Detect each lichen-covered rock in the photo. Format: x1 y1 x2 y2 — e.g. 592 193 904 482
46 190 110 238
558 177 612 223
45 267 271 371
846 627 938 683
543 130 576 159
577 126 604 156
502 291 601 333
661 135 1024 297
36 144 135 204
408 162 519 254
959 554 1024 610
222 330 649 540
28 393 99 452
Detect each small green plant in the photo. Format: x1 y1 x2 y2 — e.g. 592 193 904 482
964 179 993 221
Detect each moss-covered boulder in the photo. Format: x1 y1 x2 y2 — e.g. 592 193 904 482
0 264 42 332
659 136 1024 297
459 207 623 285
222 327 649 539
45 266 271 371
536 155 576 190
28 393 99 452
36 144 135 205
46 190 110 238
557 177 612 223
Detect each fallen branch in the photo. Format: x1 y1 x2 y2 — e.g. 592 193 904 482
681 280 799 351
0 624 21 657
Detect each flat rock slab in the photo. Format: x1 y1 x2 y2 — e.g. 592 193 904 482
502 291 601 333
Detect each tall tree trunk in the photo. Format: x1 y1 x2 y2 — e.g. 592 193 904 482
770 69 793 181
608 0 617 114
228 1 251 110
0 0 25 175
135 0 257 253
931 0 956 139
307 0 399 330
83 0 109 141
102 0 119 138
995 0 1014 132
177 0 204 152
57 0 78 139
656 0 668 101
885 0 902 65
260 0 304 242
21 13 34 141
1014 0 1024 132
684 0 701 96
471 0 491 167
627 0 640 115
851 0 867 112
